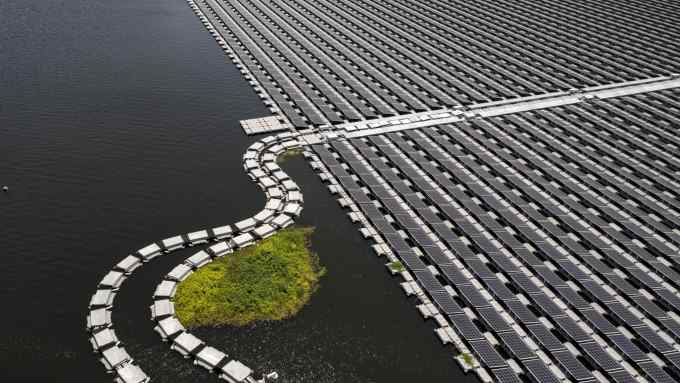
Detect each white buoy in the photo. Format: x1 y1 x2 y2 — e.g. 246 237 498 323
2 186 7 192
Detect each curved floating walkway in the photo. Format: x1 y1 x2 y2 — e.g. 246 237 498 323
86 131 303 383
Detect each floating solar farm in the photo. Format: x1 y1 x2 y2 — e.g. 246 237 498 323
88 0 680 382
312 89 680 383
192 0 679 128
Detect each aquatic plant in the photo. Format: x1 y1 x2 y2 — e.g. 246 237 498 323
388 260 406 273
275 147 303 163
460 352 475 368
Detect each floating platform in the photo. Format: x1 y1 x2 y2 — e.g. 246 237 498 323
90 328 119 351
100 345 131 371
220 360 253 383
115 363 150 383
171 332 203 358
195 346 227 371
154 316 185 341
240 115 291 135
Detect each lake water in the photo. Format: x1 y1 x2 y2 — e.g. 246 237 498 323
0 0 477 382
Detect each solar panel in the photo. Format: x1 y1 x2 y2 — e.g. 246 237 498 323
608 303 645 327
555 317 592 344
417 208 441 225
479 215 505 231
383 234 411 252
555 287 591 310
510 273 540 294
466 260 496 280
534 266 569 288
491 252 521 270
505 300 540 325
439 264 469 285
458 284 491 307
383 199 408 213
361 173 382 186
413 270 445 293
608 369 638 383
655 289 680 311
399 251 427 271
660 318 680 340
411 229 438 248
523 358 561 383
581 281 616 303
485 279 516 301
609 334 649 362
371 220 398 236
477 307 512 333
497 332 535 360
431 223 460 243
370 186 394 200
664 352 680 372
360 203 382 218
638 361 676 383
473 232 503 251
395 213 424 231
362 208 385 222
449 240 477 259
335 176 356 188
493 367 522 383
580 309 618 335
531 294 565 317
526 323 565 352
423 247 452 266
429 290 462 315
449 314 484 340
391 181 415 196
579 341 621 372
348 190 372 204
552 350 594 381
468 339 507 368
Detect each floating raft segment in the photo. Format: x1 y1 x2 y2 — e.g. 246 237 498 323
153 280 178 299
154 316 185 341
240 115 291 136
115 363 150 383
87 308 112 330
100 345 131 371
149 299 175 320
90 328 119 351
220 360 253 383
166 264 193 282
185 251 212 269
99 271 126 289
171 332 204 358
195 346 227 371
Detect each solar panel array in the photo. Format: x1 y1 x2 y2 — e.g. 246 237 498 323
314 89 680 382
193 0 679 128
184 0 680 380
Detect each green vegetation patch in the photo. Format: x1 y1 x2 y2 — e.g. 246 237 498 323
276 148 303 163
175 227 325 328
388 260 406 273
460 352 475 367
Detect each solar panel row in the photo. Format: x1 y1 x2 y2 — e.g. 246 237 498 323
194 0 679 129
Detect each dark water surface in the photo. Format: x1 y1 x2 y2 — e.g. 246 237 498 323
0 0 476 382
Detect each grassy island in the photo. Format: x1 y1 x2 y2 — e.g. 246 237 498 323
275 147 303 163
174 227 325 328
